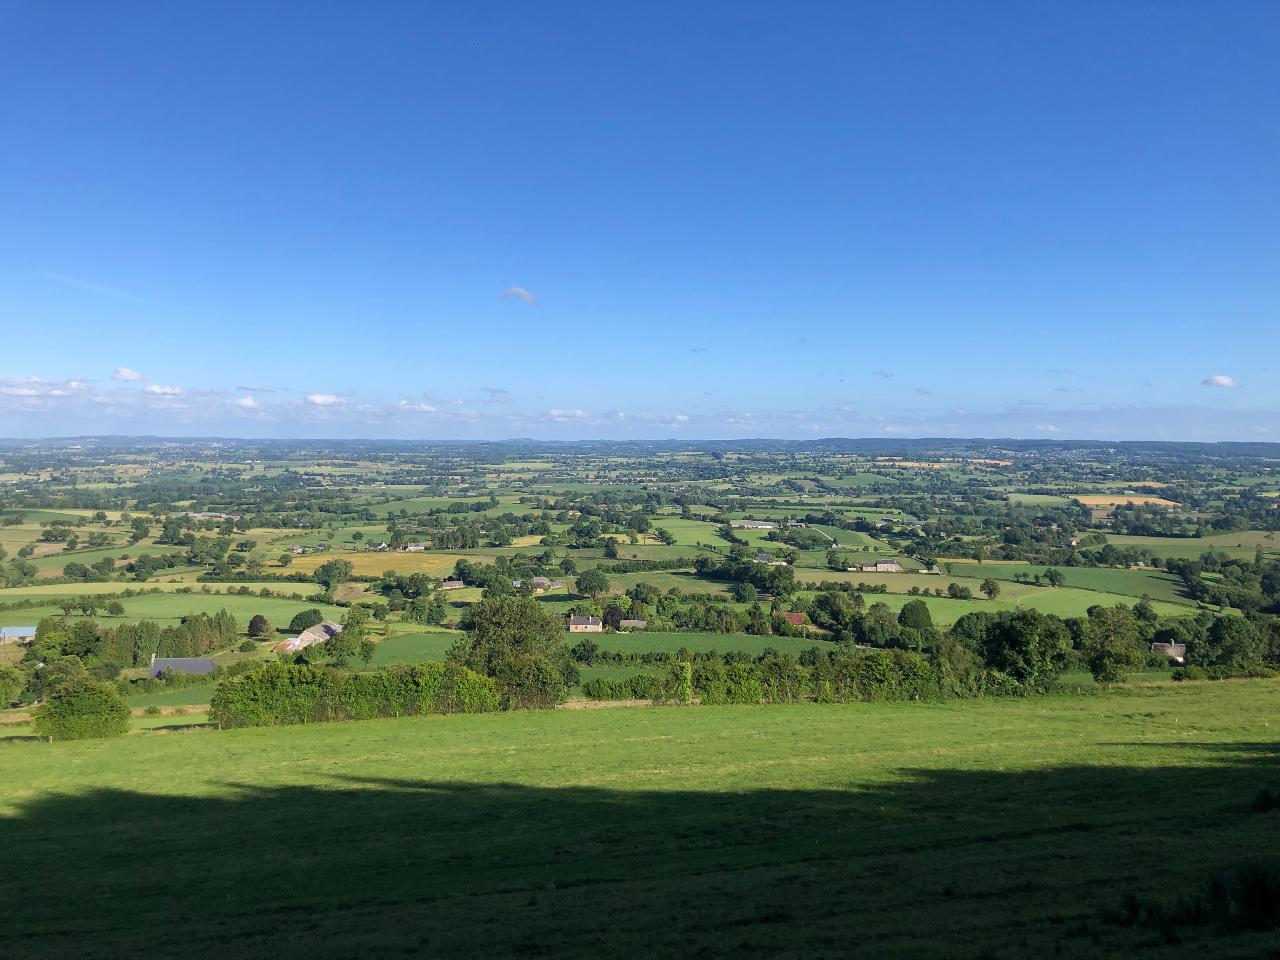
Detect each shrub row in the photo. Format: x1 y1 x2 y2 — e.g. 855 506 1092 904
209 661 499 728
583 649 1021 705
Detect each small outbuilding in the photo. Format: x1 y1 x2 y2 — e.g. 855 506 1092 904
1150 641 1187 664
618 618 647 630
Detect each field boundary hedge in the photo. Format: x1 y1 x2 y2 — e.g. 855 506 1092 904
209 661 499 728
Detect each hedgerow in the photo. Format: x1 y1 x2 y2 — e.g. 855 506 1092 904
209 661 499 728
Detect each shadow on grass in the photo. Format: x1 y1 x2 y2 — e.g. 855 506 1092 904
1 742 1277 959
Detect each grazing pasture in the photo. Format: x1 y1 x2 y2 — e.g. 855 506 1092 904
1072 494 1181 507
289 551 465 577
594 630 827 657
1 681 1277 959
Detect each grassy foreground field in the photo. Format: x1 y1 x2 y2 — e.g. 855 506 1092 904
3 681 1279 959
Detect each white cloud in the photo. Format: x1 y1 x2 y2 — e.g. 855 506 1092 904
1201 374 1240 388
1035 423 1060 433
0 377 86 397
398 400 437 413
144 384 183 396
306 393 344 407
112 367 144 382
500 287 537 305
234 396 258 409
547 408 589 421
480 387 511 404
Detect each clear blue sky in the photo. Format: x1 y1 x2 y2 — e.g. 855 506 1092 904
1 1 1276 440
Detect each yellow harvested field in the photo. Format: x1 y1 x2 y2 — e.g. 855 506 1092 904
290 552 463 577
1073 495 1179 507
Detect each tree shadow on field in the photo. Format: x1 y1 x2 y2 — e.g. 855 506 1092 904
1 743 1278 960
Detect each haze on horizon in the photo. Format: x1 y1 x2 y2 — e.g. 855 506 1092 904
1 2 1276 442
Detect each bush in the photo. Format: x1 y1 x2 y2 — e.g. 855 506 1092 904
33 679 131 741
209 661 500 728
581 673 661 700
238 640 258 653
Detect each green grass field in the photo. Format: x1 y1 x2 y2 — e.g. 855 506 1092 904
1106 532 1280 560
366 628 465 666
595 630 828 656
1 681 1277 958
0 592 343 631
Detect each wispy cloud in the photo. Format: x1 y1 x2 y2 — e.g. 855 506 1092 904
873 369 893 379
112 367 144 382
480 387 511 404
0 377 86 397
306 393 344 407
236 384 275 393
234 396 258 409
143 384 183 396
913 387 931 396
39 271 139 301
1201 374 1240 389
398 400 437 413
500 287 537 305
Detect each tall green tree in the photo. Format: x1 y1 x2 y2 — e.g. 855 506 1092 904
1082 606 1145 685
449 596 576 708
977 610 1071 690
576 568 610 600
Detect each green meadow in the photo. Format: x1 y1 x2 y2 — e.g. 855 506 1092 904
2 681 1277 959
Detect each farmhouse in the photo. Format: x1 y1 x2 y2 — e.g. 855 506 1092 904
618 618 647 630
754 553 790 566
1150 641 1187 664
440 580 466 590
148 655 217 678
273 620 343 653
730 519 777 530
852 559 903 573
369 542 390 552
568 615 603 633
530 576 565 592
779 611 806 627
404 543 428 552
0 626 36 645
287 544 306 555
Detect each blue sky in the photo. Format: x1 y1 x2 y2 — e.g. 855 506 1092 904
1 1 1276 440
